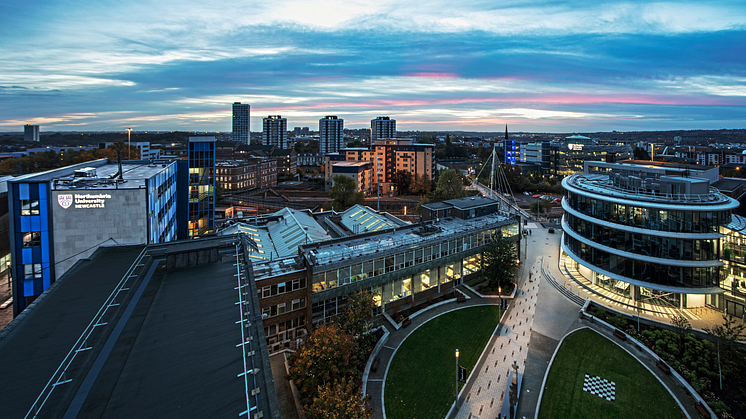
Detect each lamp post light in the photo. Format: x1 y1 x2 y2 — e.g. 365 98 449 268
455 349 460 404
125 128 133 160
498 286 502 320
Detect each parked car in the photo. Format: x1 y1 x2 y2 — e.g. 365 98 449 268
532 194 542 198
523 191 530 196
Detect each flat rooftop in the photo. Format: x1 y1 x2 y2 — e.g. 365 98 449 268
305 211 517 270
0 239 279 419
11 158 174 191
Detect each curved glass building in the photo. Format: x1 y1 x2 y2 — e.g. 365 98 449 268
561 161 739 309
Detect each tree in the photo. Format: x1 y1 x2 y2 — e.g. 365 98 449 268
304 377 373 419
288 324 359 405
530 200 552 216
633 146 651 160
704 314 746 390
214 181 224 202
429 168 467 201
336 290 376 347
329 175 364 211
481 234 518 288
670 314 692 353
393 170 412 195
410 173 432 197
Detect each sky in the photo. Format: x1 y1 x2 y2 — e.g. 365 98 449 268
1 0 745 133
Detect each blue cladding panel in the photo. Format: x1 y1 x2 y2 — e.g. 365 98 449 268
42 267 51 289
19 183 29 199
30 216 40 231
23 280 34 297
20 217 29 232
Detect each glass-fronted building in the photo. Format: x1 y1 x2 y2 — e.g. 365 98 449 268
8 159 179 315
561 161 739 310
188 137 215 237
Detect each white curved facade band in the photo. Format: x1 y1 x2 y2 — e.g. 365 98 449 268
562 178 740 212
561 199 724 240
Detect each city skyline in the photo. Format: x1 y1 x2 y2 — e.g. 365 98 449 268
1 1 745 133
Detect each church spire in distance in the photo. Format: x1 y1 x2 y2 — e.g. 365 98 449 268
505 124 509 140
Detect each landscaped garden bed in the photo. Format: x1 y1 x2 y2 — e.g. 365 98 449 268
587 304 745 419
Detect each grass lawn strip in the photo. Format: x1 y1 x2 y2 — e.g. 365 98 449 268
539 328 682 419
384 305 502 419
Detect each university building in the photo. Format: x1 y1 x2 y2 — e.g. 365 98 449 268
221 197 520 353
8 159 179 315
561 161 739 311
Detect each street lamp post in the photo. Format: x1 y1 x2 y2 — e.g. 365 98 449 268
125 128 133 160
498 286 502 320
455 349 460 405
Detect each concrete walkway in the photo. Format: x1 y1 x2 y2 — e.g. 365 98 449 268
451 260 541 419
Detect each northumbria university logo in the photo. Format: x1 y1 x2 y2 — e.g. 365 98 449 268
57 194 73 209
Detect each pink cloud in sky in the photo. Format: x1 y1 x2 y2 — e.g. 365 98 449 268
255 92 743 116
404 72 460 79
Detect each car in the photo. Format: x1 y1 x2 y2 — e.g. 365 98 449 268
553 198 562 203
523 191 530 196
532 194 542 198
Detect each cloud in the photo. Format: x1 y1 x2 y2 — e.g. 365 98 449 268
0 1 744 132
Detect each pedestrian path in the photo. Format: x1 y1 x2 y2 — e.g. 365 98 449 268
451 259 542 419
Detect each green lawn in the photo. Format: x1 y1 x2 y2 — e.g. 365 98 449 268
384 305 501 419
539 328 683 419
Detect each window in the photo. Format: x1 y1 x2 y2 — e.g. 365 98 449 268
24 263 41 280
292 298 305 311
21 199 40 216
22 232 41 248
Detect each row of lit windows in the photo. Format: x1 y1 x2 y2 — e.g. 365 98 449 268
565 213 720 261
566 191 730 234
564 235 720 288
311 228 508 292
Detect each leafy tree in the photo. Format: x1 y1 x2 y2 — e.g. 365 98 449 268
428 168 467 201
214 181 224 202
410 173 432 197
481 234 518 288
670 314 692 353
393 170 412 195
704 314 746 390
304 377 373 419
346 140 364 148
633 146 651 160
288 323 359 405
329 175 364 211
530 200 552 215
336 290 376 346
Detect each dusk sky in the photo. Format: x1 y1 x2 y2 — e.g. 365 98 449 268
1 1 745 133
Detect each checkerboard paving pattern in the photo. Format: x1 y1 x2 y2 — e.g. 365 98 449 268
583 374 616 401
